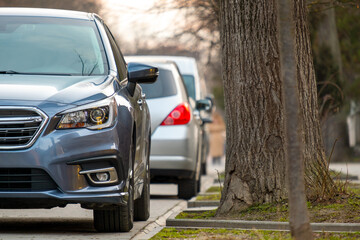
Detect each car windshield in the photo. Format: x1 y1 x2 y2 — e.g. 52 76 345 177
0 16 108 76
140 68 177 99
182 74 196 100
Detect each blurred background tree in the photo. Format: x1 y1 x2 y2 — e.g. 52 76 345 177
149 0 359 162
1 0 359 160
0 0 102 13
308 0 360 161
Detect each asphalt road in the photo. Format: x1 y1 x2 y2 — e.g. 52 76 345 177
0 167 217 240
0 184 183 240
1 160 356 240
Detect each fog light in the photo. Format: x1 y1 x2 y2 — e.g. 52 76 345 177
96 172 109 182
79 167 118 185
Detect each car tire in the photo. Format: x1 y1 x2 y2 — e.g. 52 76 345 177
93 140 135 232
134 134 151 221
178 175 198 200
201 162 207 175
93 183 134 232
197 174 201 193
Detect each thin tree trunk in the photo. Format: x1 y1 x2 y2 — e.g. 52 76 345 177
316 3 343 81
277 0 313 238
294 0 336 200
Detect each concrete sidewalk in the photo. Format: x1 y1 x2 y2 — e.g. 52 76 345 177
329 163 360 181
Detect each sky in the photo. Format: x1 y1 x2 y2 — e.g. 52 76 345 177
101 0 184 52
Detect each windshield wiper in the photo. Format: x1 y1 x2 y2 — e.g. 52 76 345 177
0 70 72 76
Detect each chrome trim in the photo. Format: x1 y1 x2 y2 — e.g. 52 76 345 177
0 106 49 150
0 136 32 139
0 116 43 123
79 167 118 185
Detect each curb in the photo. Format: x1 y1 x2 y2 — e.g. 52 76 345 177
166 212 360 232
183 207 217 212
131 201 187 240
132 171 216 239
187 197 220 208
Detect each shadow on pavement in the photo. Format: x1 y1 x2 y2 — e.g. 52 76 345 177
0 218 95 233
150 194 179 199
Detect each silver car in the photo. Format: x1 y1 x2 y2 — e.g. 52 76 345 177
125 58 211 199
124 56 213 175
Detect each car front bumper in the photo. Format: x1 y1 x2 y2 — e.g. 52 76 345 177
0 113 132 209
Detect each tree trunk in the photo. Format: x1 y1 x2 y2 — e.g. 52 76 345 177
217 0 287 214
294 0 335 200
315 2 343 82
277 0 313 238
217 0 334 215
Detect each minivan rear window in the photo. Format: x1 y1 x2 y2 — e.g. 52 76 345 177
140 68 177 99
182 75 196 100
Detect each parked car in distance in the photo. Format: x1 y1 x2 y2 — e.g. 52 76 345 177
0 8 158 232
124 56 213 175
125 57 211 199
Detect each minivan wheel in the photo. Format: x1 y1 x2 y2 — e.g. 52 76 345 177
93 183 134 232
178 175 198 200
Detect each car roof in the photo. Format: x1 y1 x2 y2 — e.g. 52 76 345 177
0 8 93 21
125 55 198 76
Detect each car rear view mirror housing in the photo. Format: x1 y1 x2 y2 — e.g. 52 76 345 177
196 99 213 125
127 62 158 96
196 99 212 112
128 62 159 84
205 94 215 113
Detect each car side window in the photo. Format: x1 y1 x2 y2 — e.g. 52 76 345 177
104 25 127 80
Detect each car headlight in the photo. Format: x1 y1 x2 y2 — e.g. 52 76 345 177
57 98 117 130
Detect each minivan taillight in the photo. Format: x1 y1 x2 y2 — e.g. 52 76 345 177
161 103 191 125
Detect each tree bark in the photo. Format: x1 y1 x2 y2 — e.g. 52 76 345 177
294 0 335 200
217 0 287 214
277 0 313 238
217 0 334 215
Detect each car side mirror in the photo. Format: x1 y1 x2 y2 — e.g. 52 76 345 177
205 94 215 113
128 62 158 84
196 99 214 124
127 62 158 96
196 99 212 111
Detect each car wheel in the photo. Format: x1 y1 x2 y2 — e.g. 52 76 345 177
93 183 134 232
201 162 207 175
134 134 151 221
93 141 135 232
197 174 201 193
178 175 198 200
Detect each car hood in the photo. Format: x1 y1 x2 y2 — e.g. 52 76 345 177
0 75 117 106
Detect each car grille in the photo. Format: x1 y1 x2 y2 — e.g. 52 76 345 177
0 107 48 149
0 168 57 191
